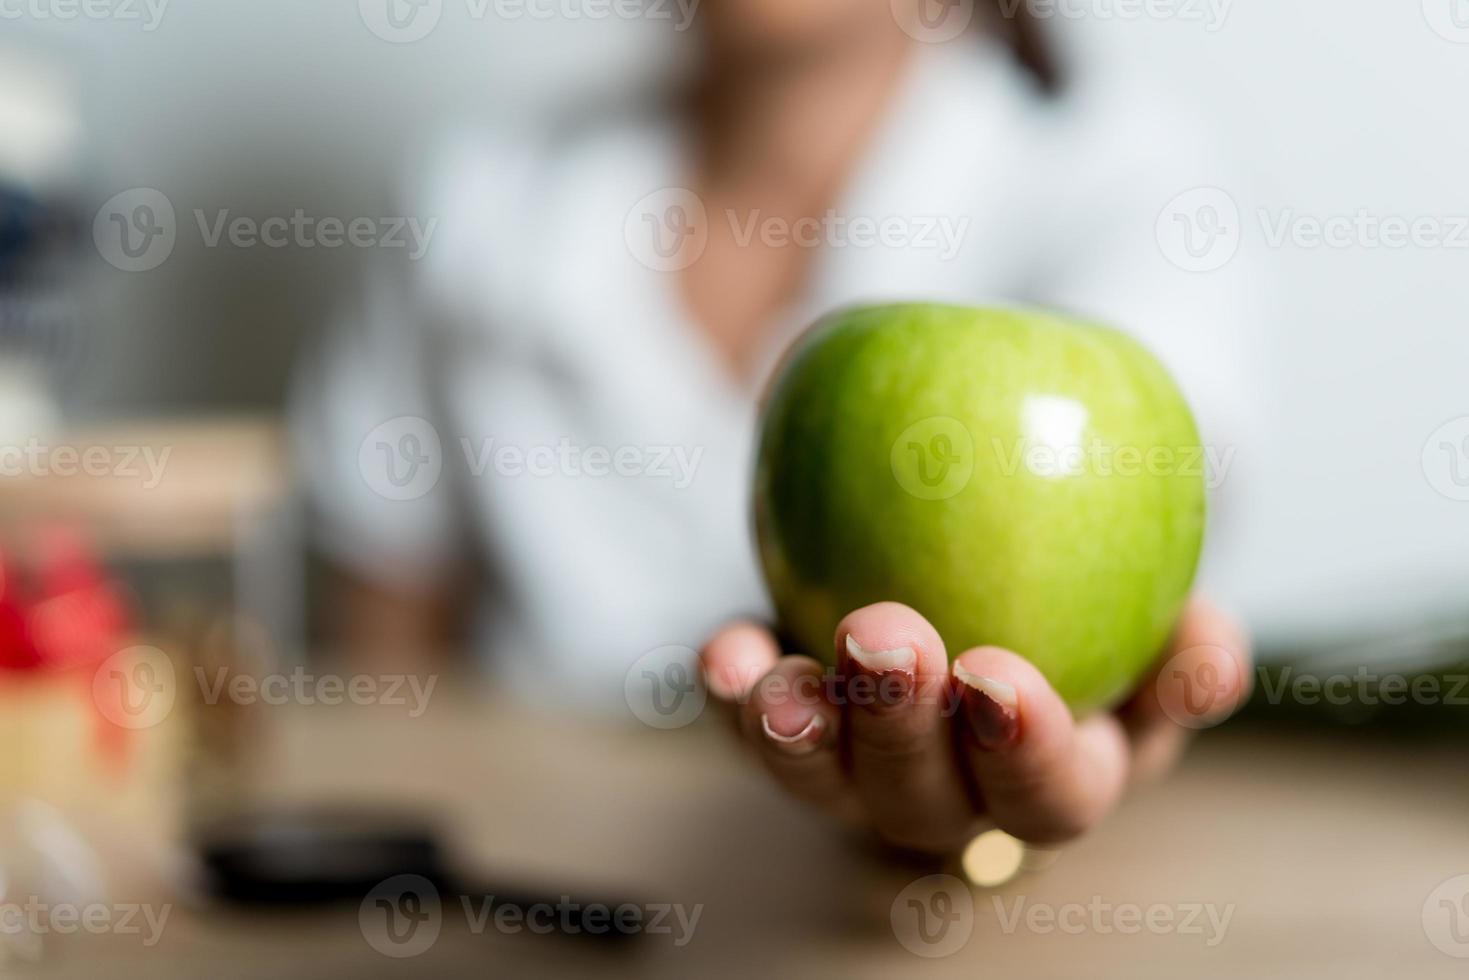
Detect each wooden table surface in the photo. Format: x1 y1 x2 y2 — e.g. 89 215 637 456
22 692 1469 979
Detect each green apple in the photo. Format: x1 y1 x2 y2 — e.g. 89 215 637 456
753 303 1206 714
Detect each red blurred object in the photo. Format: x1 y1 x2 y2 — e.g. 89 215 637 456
0 549 41 670
0 526 138 767
0 526 133 674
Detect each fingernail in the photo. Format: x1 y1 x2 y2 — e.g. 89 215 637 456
760 713 825 756
845 635 917 706
954 663 1019 750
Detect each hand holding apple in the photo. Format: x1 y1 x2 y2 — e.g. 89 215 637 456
700 597 1250 852
700 304 1251 852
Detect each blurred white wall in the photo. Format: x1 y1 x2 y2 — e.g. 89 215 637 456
9 0 1469 643
7 5 673 411
1056 3 1469 639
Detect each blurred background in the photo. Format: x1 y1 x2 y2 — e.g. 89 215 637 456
11 1 1469 637
3 1 1469 976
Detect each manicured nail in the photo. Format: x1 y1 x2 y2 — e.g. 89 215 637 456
760 713 825 756
954 663 1019 750
845 635 917 706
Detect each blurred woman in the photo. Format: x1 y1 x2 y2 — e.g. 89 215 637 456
295 0 1257 853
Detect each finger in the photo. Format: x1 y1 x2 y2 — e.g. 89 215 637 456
700 621 781 732
737 655 856 818
1123 597 1254 783
953 647 1130 845
1124 716 1191 788
837 603 980 854
1130 596 1254 726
